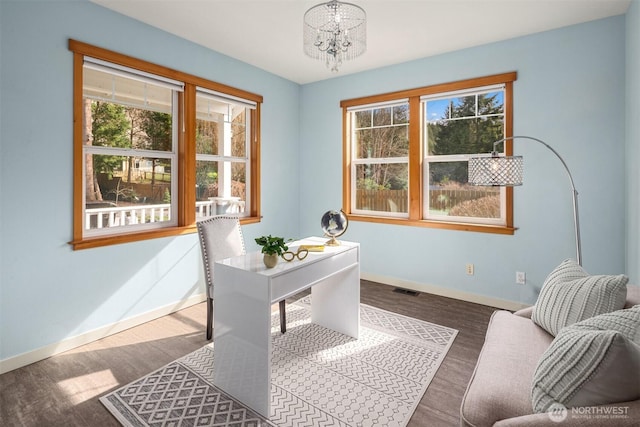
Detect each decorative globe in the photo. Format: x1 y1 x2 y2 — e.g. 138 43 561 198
321 210 348 246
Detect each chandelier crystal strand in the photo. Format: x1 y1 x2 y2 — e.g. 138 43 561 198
304 0 366 72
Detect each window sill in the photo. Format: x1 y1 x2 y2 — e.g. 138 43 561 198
70 215 261 250
345 214 516 235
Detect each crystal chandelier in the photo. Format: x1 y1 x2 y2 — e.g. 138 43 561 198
303 0 366 72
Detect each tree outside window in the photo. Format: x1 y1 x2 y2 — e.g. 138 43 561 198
351 103 409 215
425 88 505 223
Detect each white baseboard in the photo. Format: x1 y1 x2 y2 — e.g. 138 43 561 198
0 293 207 375
362 272 530 312
1 277 526 375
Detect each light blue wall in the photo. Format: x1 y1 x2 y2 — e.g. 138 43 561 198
300 16 627 305
0 1 300 360
626 1 640 284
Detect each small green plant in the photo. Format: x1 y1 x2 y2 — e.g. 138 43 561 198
255 235 288 256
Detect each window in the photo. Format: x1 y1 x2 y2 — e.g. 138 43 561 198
341 73 517 234
195 88 255 217
70 40 262 249
81 58 181 236
349 101 409 217
423 85 506 225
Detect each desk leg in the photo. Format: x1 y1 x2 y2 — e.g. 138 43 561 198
213 265 271 418
279 300 286 334
311 263 360 339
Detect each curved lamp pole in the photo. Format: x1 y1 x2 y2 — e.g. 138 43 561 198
468 135 582 265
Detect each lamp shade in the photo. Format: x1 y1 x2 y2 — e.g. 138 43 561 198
468 155 523 186
467 135 581 265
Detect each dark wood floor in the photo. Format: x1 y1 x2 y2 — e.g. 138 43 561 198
0 280 498 427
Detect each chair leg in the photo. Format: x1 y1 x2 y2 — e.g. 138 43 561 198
206 297 213 341
279 300 286 334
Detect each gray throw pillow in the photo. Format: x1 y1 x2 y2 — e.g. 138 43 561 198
531 306 640 413
531 259 628 336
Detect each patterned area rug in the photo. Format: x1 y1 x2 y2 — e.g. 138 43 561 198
100 298 458 426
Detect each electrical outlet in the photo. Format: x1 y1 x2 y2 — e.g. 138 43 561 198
516 271 526 285
466 263 474 275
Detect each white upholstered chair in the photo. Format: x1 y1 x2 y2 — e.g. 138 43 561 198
197 215 287 340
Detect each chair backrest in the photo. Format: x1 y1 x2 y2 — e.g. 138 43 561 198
196 215 246 299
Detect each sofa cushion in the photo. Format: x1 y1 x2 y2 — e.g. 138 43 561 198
460 310 554 426
626 284 640 308
531 306 640 413
531 259 628 336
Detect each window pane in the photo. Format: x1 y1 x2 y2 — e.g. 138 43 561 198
427 117 503 156
354 128 372 158
478 91 504 115
196 160 219 201
426 99 449 123
196 118 219 156
195 160 246 217
450 95 476 118
355 127 409 158
353 104 409 159
428 161 499 218
373 107 391 126
230 162 247 201
195 92 250 219
231 109 247 158
85 154 173 230
354 163 408 213
426 91 504 155
393 104 409 124
354 110 371 128
87 101 173 152
196 96 248 158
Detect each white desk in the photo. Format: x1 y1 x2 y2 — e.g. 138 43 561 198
213 236 360 417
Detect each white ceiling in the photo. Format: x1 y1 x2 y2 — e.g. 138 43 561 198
90 0 631 84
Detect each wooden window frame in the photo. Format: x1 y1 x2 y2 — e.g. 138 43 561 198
341 72 517 235
69 40 262 250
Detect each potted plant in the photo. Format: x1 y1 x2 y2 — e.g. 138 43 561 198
255 235 289 268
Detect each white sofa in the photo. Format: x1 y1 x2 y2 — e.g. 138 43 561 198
460 285 640 426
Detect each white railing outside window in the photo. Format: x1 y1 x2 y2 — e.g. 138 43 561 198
85 200 245 230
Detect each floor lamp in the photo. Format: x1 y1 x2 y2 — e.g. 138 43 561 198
468 135 582 265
